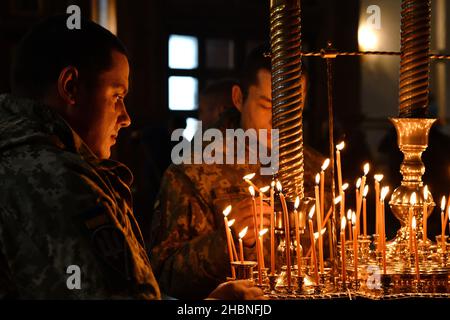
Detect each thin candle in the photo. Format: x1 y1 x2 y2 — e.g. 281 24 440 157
308 205 320 285
277 181 292 290
355 178 361 229
258 229 268 285
223 205 235 278
340 183 349 220
352 211 358 282
409 192 417 252
340 216 347 284
320 158 330 227
228 219 238 261
347 209 353 241
336 141 345 193
423 185 428 242
363 185 369 237
412 217 420 281
441 196 446 251
314 173 324 273
259 186 270 232
374 174 384 241
357 164 370 236
380 187 389 274
238 227 248 263
249 186 262 271
270 180 275 275
293 196 302 276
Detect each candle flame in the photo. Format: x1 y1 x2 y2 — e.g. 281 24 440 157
239 226 248 239
347 209 352 221
259 228 269 237
374 174 384 182
363 185 369 197
243 173 255 181
336 141 345 151
308 205 316 219
342 183 349 191
380 186 389 201
363 163 370 175
315 173 320 185
441 196 446 211
276 181 282 192
356 178 361 188
412 216 416 230
228 219 235 227
271 180 276 187
260 185 270 193
222 205 232 217
352 211 357 225
294 196 300 209
423 185 429 201
341 216 347 230
410 192 417 205
334 195 342 204
248 186 255 197
314 228 327 239
321 158 330 171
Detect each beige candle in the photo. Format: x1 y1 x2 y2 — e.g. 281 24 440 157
259 186 270 231
363 185 369 237
423 185 428 242
294 197 302 276
270 181 275 275
320 159 330 225
249 186 261 270
336 142 345 194
412 217 420 281
380 187 389 274
258 229 268 285
347 210 353 241
308 206 320 285
374 174 384 240
441 196 446 251
222 205 235 278
228 219 238 261
409 192 417 252
352 211 358 282
341 183 349 220
277 182 292 290
314 174 324 273
340 216 347 284
355 178 361 227
238 227 248 263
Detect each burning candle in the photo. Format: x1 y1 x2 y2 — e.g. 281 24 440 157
347 209 353 241
409 192 417 252
441 196 446 251
336 141 345 194
308 205 320 285
423 185 429 242
277 181 292 289
340 216 347 284
380 186 389 274
374 174 384 240
352 211 358 282
243 173 260 193
228 219 238 261
357 164 370 235
340 183 349 220
412 217 420 281
320 158 330 224
258 228 268 285
363 185 369 237
223 205 235 278
293 196 302 276
249 186 261 271
238 227 248 263
355 178 361 224
314 174 324 273
270 181 275 275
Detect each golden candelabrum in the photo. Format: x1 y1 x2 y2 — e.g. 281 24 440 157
226 0 450 299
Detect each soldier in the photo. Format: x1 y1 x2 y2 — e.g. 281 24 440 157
0 15 263 300
150 45 330 299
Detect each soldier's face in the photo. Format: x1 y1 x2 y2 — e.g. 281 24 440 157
74 51 131 159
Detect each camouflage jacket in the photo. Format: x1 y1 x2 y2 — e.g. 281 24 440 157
150 108 329 299
0 94 160 299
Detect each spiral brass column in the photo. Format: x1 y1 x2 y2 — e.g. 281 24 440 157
398 0 431 118
270 0 304 201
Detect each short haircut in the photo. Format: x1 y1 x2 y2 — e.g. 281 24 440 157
200 78 239 110
11 15 128 98
239 43 308 100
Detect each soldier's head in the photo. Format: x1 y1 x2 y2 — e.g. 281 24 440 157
11 15 131 159
231 44 307 146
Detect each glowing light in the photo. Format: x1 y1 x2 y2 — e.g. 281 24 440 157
248 186 255 197
222 205 232 217
358 25 378 50
363 163 370 175
336 141 345 151
243 173 255 181
309 205 316 219
334 196 342 205
276 181 282 192
239 226 248 239
363 185 369 197
341 216 347 231
228 219 235 227
342 183 349 191
356 178 362 189
380 186 389 201
315 174 320 185
347 209 352 221
441 196 446 211
260 186 270 193
423 185 429 201
410 192 417 205
294 196 300 210
374 174 384 182
321 158 330 171
259 228 269 237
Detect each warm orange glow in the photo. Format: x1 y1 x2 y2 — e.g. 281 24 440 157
222 205 232 217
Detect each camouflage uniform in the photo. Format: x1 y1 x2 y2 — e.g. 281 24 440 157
150 108 329 299
0 94 160 299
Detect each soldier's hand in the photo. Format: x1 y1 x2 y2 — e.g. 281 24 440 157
229 197 271 247
206 280 267 300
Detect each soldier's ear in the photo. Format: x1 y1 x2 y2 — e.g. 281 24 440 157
232 84 243 112
57 66 79 106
